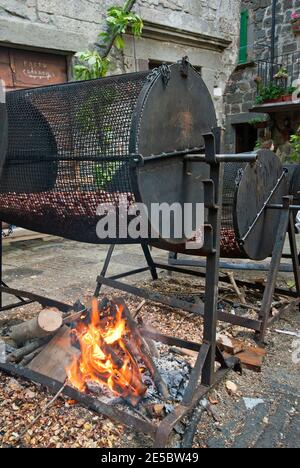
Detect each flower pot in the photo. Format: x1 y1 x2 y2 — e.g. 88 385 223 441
291 18 300 34
282 94 293 102
263 97 283 104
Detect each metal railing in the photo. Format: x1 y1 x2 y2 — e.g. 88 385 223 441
257 51 300 88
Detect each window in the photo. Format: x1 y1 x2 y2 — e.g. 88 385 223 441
239 10 249 65
234 123 257 153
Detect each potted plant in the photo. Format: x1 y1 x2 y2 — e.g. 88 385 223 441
249 117 269 129
255 82 285 104
282 85 297 102
291 12 300 34
274 66 288 89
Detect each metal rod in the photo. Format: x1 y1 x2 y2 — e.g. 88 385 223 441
142 146 204 163
240 171 287 243
169 256 294 273
154 361 236 448
0 227 2 310
184 153 257 163
182 342 210 405
258 198 291 342
0 286 72 313
267 204 300 210
4 154 143 165
94 245 115 297
288 213 300 299
141 243 158 280
0 362 157 438
110 266 150 281
271 0 277 81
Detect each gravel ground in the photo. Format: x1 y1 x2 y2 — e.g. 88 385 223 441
0 238 299 448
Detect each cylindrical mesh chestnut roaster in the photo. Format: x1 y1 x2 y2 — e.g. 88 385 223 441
0 63 287 260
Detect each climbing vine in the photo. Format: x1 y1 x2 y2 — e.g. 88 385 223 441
74 0 143 80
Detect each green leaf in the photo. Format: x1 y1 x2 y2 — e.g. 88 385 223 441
114 35 125 50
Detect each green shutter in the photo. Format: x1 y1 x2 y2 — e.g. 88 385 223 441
239 10 249 64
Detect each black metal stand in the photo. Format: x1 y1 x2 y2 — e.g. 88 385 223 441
91 134 243 446
0 134 254 447
168 196 300 343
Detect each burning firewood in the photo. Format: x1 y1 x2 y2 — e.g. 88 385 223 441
66 298 148 407
10 308 63 346
117 299 170 400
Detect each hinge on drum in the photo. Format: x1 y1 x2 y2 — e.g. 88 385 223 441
180 56 189 78
160 64 171 87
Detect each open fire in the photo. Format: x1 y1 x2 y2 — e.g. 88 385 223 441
67 298 147 405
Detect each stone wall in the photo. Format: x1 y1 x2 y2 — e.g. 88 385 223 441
0 0 241 123
223 0 300 153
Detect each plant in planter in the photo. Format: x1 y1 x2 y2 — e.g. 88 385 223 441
255 82 285 104
282 85 298 102
274 66 288 89
291 11 300 34
249 117 269 129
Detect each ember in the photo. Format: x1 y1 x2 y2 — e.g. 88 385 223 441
67 298 147 405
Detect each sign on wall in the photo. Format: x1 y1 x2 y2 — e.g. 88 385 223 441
0 47 68 90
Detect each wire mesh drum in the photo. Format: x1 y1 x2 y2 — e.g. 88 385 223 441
0 63 287 259
158 150 287 261
0 83 7 176
0 62 217 244
220 150 287 260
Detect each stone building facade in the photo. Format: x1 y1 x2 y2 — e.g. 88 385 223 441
223 0 300 156
0 0 241 123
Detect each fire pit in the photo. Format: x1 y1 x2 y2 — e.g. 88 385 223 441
1 296 239 448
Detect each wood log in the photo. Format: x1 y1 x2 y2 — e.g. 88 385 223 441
120 300 170 400
20 346 46 367
11 308 63 346
227 272 247 305
7 337 50 363
28 326 80 383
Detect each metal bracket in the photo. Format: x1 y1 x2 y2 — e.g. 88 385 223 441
203 179 218 210
160 64 171 87
180 56 189 78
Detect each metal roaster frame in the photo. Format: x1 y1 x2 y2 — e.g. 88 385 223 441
0 131 255 447
168 192 300 343
0 62 282 446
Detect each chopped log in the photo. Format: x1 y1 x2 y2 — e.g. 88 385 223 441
224 345 266 372
7 337 50 363
11 309 63 346
216 334 246 355
120 300 170 400
136 317 159 358
20 346 46 367
235 346 266 373
132 300 146 319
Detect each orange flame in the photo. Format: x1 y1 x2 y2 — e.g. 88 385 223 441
67 298 146 404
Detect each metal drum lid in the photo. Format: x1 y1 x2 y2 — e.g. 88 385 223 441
133 62 217 244
235 150 288 260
